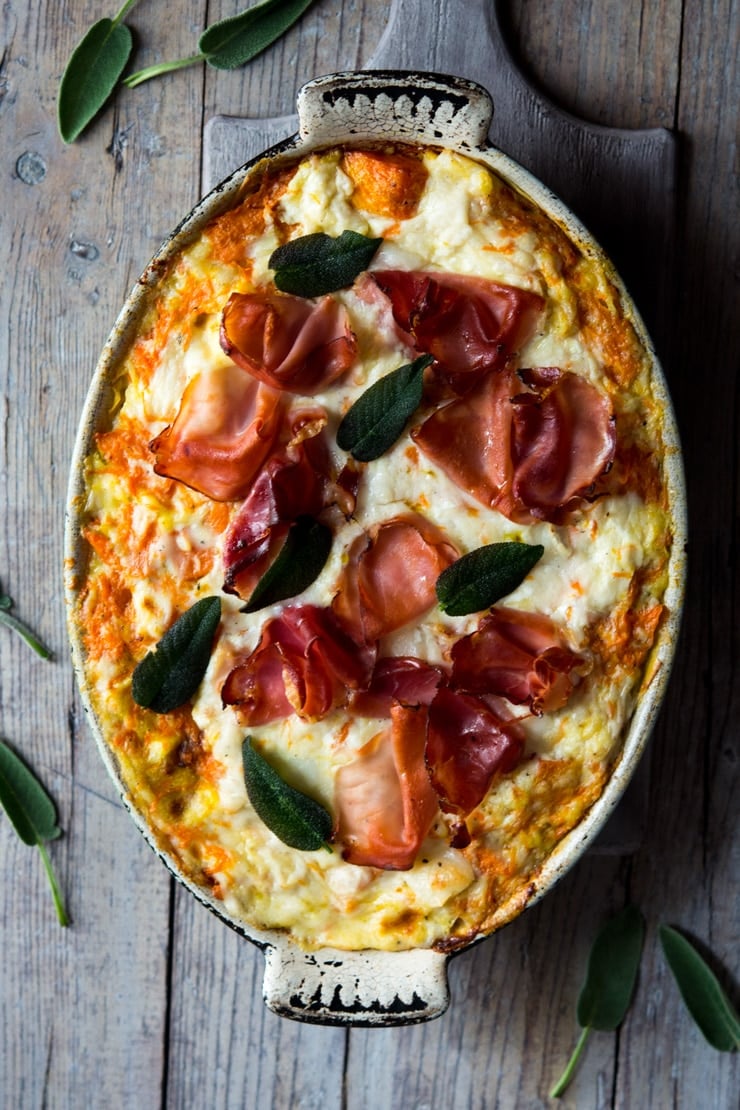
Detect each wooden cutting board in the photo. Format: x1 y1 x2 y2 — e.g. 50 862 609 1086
204 0 677 853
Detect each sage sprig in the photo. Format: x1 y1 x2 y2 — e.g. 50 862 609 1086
435 541 545 616
0 586 52 660
659 925 740 1051
0 739 69 926
57 0 140 143
337 354 433 462
242 517 332 614
123 0 319 89
242 738 333 851
269 230 383 298
132 596 221 713
550 905 645 1098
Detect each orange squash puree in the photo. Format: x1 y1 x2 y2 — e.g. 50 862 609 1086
342 148 428 219
205 164 298 268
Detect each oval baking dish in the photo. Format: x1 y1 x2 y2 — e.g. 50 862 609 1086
64 71 686 1025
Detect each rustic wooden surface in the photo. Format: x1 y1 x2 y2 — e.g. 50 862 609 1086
1 1 737 1107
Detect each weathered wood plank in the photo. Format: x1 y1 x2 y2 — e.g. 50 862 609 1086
0 1 207 1105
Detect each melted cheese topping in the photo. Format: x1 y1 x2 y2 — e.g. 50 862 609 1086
76 145 671 951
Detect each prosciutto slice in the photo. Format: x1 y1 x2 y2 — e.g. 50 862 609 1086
425 687 525 816
371 270 544 391
413 366 616 523
222 409 330 600
332 515 458 642
451 606 583 715
349 656 444 718
149 364 284 501
334 703 439 869
221 604 375 725
220 290 356 395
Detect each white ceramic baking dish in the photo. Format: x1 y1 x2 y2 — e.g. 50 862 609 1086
64 71 686 1025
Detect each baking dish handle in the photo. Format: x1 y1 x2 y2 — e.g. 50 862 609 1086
297 71 493 149
262 943 450 1026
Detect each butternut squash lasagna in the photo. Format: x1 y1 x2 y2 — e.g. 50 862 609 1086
71 144 673 951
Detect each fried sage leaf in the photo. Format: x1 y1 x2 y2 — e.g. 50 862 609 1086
270 230 383 297
242 516 332 614
436 541 544 616
0 739 69 925
57 0 140 142
132 596 221 713
242 738 333 851
337 354 433 462
550 905 645 1097
660 925 740 1051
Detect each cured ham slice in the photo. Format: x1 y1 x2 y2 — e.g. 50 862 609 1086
451 606 583 715
349 656 444 718
371 270 544 390
222 409 330 600
426 687 525 815
511 367 616 517
150 364 284 501
413 366 615 523
333 515 458 642
220 290 356 394
335 703 439 870
221 604 375 725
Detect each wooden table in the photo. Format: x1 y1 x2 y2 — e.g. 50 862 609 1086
2 1 737 1106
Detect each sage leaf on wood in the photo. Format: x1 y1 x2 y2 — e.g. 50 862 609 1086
57 0 141 142
337 354 433 462
0 586 52 659
132 596 221 713
200 0 319 69
659 925 740 1051
242 516 332 613
550 905 645 1098
242 737 333 851
270 230 383 297
124 0 319 89
436 541 545 616
0 739 69 926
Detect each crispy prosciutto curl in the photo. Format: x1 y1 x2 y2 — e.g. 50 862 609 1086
332 514 459 642
221 604 375 725
349 656 444 718
149 364 284 501
413 366 616 523
451 606 583 716
425 687 525 816
222 408 330 600
220 290 356 395
370 270 544 391
334 703 439 870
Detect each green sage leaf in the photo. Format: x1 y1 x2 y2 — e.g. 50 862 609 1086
336 354 432 462
0 588 52 659
0 739 69 925
550 905 645 1097
242 516 332 614
436 541 544 616
57 14 134 143
270 230 383 298
659 925 740 1051
132 596 221 713
242 738 333 851
200 0 319 70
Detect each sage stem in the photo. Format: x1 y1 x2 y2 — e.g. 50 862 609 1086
0 610 52 660
112 0 141 29
123 54 205 88
37 841 70 927
549 1025 591 1098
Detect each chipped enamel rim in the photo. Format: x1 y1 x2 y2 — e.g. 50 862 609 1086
64 72 687 1026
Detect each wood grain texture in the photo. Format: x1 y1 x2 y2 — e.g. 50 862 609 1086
0 1 737 1108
